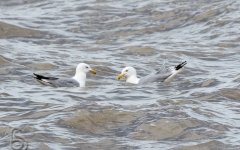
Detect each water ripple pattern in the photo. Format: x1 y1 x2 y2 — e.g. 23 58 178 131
0 0 240 149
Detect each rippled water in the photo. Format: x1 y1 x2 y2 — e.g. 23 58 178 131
0 0 240 149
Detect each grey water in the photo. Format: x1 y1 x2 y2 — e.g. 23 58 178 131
0 0 240 149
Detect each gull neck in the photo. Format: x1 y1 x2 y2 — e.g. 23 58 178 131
126 75 140 84
73 71 86 87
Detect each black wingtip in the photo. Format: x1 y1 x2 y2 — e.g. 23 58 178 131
32 73 58 80
175 61 187 70
33 73 41 80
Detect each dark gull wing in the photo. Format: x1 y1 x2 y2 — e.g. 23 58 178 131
33 73 79 87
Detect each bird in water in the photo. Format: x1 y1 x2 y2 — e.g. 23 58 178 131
33 63 97 87
117 61 187 84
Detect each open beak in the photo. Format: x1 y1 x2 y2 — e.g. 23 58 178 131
90 69 97 74
117 73 125 80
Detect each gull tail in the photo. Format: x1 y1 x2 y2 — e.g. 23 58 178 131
175 61 187 70
164 61 187 83
33 73 57 86
33 73 58 80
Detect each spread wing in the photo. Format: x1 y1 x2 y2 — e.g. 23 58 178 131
138 61 187 84
138 63 171 85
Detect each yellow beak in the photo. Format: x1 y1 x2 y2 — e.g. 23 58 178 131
90 69 97 74
117 73 125 80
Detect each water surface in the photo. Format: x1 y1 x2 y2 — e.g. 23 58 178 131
0 0 240 149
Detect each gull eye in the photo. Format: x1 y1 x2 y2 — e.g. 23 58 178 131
86 66 89 68
126 70 128 72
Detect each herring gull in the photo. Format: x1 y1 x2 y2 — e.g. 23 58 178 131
117 61 187 84
33 63 97 87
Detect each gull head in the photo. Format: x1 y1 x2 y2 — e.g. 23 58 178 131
76 63 97 74
118 66 137 80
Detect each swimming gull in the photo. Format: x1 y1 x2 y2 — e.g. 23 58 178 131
117 61 187 84
33 63 97 87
